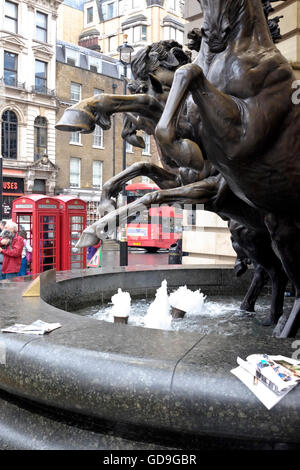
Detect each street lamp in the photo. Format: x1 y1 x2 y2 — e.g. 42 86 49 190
117 35 134 267
117 34 134 180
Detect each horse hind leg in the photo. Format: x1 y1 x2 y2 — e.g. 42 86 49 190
261 268 288 327
240 265 268 313
264 213 300 338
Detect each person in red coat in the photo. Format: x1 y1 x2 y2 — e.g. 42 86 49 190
0 221 24 280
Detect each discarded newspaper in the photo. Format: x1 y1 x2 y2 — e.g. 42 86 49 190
1 320 62 335
231 354 300 410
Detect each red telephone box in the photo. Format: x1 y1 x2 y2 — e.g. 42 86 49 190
55 195 87 271
12 195 61 274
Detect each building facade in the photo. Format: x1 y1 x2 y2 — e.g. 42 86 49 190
56 40 155 225
57 0 186 57
0 0 61 219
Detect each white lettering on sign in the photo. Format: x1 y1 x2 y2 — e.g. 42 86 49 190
38 205 57 209
68 205 85 210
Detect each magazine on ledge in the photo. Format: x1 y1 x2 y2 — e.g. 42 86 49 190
231 354 300 409
1 320 62 335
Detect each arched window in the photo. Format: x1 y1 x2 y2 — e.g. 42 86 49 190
34 116 47 160
1 110 18 159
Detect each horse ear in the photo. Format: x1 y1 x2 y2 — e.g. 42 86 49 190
149 73 163 94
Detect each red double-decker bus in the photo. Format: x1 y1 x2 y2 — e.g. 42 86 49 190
125 182 183 252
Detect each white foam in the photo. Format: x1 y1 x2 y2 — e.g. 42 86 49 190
144 280 172 330
169 285 206 315
111 288 131 318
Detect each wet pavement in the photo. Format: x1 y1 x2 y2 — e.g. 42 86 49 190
101 248 170 268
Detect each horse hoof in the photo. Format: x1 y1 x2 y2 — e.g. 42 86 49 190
272 316 287 337
240 304 255 313
75 228 99 248
261 316 274 327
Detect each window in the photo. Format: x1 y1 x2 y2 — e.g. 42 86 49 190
4 51 17 86
70 132 81 145
93 161 103 188
94 88 104 95
164 26 183 44
36 11 47 42
4 1 18 33
142 133 151 155
1 110 18 159
66 48 79 66
102 1 116 20
126 141 133 153
70 157 81 188
142 176 150 184
133 25 147 43
89 56 101 73
70 82 81 101
87 6 93 23
108 35 117 52
131 0 140 9
93 125 103 148
168 0 176 11
35 60 47 92
33 179 46 194
34 116 47 160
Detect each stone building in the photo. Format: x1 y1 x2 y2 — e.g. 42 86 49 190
182 0 300 265
76 0 185 57
0 0 61 219
55 40 155 225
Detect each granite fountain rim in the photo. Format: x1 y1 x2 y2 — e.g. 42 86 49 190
0 266 299 447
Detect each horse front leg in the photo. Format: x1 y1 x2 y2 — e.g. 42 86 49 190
56 94 163 133
98 162 181 217
156 63 242 170
76 177 219 248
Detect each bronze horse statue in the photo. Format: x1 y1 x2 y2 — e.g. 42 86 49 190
56 1 298 336
153 0 300 338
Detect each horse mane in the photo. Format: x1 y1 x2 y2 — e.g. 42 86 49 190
131 40 190 81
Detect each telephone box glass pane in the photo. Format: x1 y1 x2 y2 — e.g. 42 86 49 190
40 215 57 272
70 215 84 269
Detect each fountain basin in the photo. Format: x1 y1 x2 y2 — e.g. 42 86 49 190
0 266 299 449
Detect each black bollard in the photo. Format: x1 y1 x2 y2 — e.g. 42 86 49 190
120 227 128 266
168 239 183 265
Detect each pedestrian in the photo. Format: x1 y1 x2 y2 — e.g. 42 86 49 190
0 220 7 280
18 230 32 276
0 221 24 280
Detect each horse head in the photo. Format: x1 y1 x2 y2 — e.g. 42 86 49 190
130 40 190 102
198 0 237 53
198 0 279 53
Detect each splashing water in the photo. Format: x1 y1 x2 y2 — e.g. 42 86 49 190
169 285 206 315
111 288 131 318
144 280 172 330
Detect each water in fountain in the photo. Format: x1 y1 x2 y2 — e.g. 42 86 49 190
169 286 206 315
144 280 172 330
111 288 131 319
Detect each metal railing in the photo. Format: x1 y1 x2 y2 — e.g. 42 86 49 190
31 85 56 96
0 78 26 90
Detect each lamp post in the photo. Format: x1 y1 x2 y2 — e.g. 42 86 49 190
118 35 134 192
117 35 134 267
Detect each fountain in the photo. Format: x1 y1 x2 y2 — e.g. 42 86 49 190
111 288 131 324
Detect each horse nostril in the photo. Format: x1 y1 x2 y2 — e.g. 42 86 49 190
222 25 231 37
